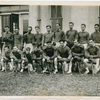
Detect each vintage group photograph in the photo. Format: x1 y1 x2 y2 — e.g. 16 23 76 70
0 4 100 96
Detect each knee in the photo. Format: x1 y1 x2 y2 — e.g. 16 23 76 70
11 59 13 62
84 59 88 63
54 58 57 62
1 58 4 62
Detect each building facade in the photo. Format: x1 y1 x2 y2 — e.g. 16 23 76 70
0 5 99 36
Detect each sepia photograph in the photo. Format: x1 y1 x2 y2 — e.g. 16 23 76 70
0 2 100 96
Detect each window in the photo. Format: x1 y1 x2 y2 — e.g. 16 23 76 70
23 20 28 34
51 6 62 32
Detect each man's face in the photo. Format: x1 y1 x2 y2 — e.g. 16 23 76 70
46 27 51 32
81 25 86 32
56 24 60 30
35 28 40 33
60 41 64 47
26 49 30 53
89 40 94 46
4 47 9 52
5 27 9 32
15 29 19 34
69 23 74 30
95 25 99 32
28 27 32 32
47 43 52 47
13 46 18 51
74 41 78 46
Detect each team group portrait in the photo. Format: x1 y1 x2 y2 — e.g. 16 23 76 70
0 5 100 96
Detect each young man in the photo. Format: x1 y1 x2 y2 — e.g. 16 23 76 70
53 23 65 48
1 46 12 71
42 41 56 73
32 26 43 48
91 24 100 44
31 46 43 73
78 24 89 49
10 46 22 72
65 22 78 49
55 40 72 74
43 25 53 46
13 28 23 50
23 26 34 52
20 47 33 73
84 40 100 75
2 26 13 52
71 40 86 73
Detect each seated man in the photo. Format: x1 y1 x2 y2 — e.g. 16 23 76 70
20 47 33 73
71 40 85 73
56 39 72 74
42 41 56 74
31 46 43 73
10 46 22 72
1 46 12 72
84 40 100 75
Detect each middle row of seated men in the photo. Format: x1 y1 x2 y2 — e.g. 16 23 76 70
1 39 100 75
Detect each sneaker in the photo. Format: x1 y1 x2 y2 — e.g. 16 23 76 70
1 67 5 72
84 70 89 74
67 71 72 74
53 69 58 74
20 69 24 72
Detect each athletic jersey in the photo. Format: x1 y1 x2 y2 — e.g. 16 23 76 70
5 50 11 59
57 46 71 58
24 33 34 43
66 30 78 42
43 32 53 43
86 45 99 56
12 50 22 59
13 34 22 45
32 33 43 46
43 46 55 57
91 31 100 43
53 29 65 42
71 44 84 57
78 31 89 44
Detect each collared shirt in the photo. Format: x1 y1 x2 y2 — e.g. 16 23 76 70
78 31 89 44
13 34 22 45
71 44 84 57
43 32 53 43
66 30 78 42
91 31 100 43
24 33 34 43
2 31 13 45
53 29 65 42
57 45 71 58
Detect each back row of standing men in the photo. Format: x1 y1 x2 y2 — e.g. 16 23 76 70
0 22 100 74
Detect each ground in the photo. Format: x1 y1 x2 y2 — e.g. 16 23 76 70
0 71 100 96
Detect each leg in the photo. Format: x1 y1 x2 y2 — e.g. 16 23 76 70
1 58 5 71
53 58 58 74
67 59 72 74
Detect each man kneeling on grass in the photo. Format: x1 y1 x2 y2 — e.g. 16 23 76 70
84 40 100 75
55 39 72 74
20 47 33 73
42 41 57 74
10 46 22 72
1 46 12 71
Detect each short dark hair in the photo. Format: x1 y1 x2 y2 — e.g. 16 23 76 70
56 23 60 26
59 39 66 43
35 26 40 29
46 25 51 28
5 26 9 28
47 41 52 43
69 22 74 25
94 24 99 27
5 46 9 49
81 24 86 27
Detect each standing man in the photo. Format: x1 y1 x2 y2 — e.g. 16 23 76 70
32 26 43 48
23 26 34 52
53 23 65 48
91 24 100 45
65 22 78 49
78 24 89 49
2 26 13 53
13 28 23 50
43 25 53 46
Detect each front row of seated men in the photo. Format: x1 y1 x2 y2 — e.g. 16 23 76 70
1 39 100 75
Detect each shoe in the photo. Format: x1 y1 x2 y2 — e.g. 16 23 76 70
53 69 58 74
67 71 72 74
20 69 24 72
84 70 89 74
43 69 47 73
1 67 5 72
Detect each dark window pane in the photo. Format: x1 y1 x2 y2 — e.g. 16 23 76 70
23 20 28 34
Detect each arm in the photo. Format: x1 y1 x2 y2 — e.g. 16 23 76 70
75 30 78 41
86 32 89 43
